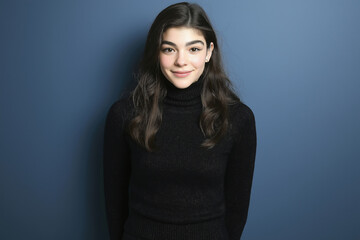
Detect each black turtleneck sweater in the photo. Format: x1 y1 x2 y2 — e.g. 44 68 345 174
103 79 257 240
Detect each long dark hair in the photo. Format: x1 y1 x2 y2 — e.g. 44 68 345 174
129 2 240 151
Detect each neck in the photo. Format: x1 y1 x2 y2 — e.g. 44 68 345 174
163 76 203 109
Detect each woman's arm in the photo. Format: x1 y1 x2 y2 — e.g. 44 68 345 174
103 100 132 240
225 104 257 240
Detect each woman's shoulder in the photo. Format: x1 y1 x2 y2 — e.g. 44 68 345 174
229 101 255 123
106 96 134 123
228 100 256 137
109 96 133 110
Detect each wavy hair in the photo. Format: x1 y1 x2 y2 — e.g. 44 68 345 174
129 2 240 151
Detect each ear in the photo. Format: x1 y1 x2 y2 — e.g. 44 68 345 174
205 42 214 62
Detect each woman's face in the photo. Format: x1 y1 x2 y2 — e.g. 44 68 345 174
159 27 214 89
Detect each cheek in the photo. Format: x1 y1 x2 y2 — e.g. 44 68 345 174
190 54 206 68
159 54 173 69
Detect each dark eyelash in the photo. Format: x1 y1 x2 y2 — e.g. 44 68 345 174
190 47 201 52
162 48 174 53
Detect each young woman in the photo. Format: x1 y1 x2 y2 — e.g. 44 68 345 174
103 2 257 240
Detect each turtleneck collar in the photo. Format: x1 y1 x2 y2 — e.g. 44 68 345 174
163 76 203 109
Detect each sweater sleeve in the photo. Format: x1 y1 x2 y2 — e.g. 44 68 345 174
103 100 132 240
225 104 257 240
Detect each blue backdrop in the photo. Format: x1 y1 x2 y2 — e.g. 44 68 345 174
1 0 359 239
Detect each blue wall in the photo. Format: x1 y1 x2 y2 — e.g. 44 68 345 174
1 0 359 239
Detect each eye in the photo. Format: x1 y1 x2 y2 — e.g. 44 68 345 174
162 48 175 53
190 47 201 52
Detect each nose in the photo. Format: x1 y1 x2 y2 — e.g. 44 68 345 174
174 51 187 67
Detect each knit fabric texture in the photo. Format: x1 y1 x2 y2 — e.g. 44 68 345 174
103 79 257 240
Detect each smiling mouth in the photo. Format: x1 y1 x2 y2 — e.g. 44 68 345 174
171 70 193 78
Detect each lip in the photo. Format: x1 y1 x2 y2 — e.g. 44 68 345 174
171 70 193 78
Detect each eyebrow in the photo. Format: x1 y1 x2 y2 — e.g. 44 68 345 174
161 40 205 47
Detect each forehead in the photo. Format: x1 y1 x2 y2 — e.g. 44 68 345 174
162 27 205 44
